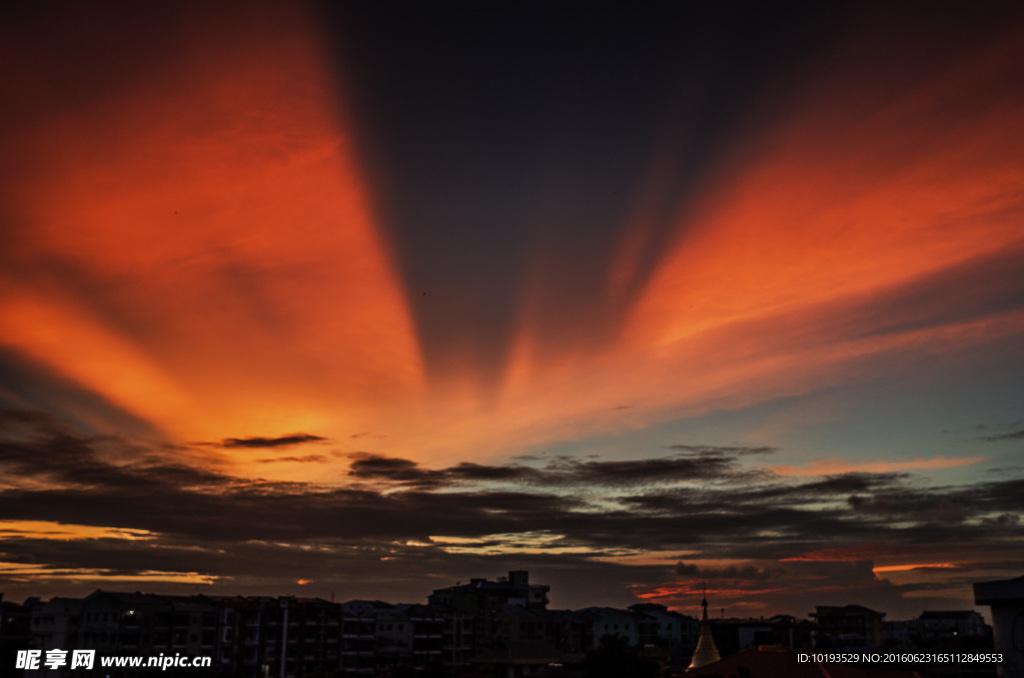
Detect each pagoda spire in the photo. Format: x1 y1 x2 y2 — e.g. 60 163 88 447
687 586 721 671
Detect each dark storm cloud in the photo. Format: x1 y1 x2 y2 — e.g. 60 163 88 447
220 434 326 448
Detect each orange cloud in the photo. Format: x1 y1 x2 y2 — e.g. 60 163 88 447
636 583 786 605
872 563 957 573
0 562 215 585
0 520 153 542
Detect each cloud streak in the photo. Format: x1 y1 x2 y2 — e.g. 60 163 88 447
221 434 326 449
772 456 987 477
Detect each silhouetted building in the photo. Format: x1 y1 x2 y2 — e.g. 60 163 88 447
629 602 698 666
883 619 918 649
17 577 990 678
468 639 582 677
429 570 550 613
427 602 474 671
974 575 1024 678
763 614 817 651
2 596 33 677
684 644 928 678
340 599 387 675
78 591 166 655
152 594 217 659
391 603 444 673
208 594 341 678
917 610 987 640
812 604 885 650
577 606 641 646
212 595 279 676
708 617 773 657
24 598 81 677
497 604 591 654
429 571 550 653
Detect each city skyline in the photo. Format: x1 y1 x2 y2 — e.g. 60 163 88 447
2 1 1023 620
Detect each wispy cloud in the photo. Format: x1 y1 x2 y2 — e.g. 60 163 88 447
979 429 1024 442
666 444 777 456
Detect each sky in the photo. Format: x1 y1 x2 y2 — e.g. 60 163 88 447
1 0 1023 621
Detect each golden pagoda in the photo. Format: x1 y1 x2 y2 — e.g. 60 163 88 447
686 590 721 671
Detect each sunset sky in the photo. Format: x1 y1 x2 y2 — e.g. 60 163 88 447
2 1 1023 620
